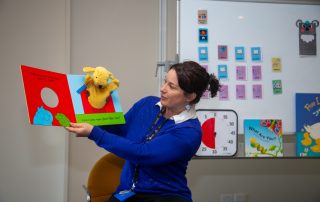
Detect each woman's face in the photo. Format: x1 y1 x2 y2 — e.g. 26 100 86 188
160 69 189 115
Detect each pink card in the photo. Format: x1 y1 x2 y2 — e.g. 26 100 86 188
252 65 262 80
236 66 247 80
218 45 228 60
201 64 208 72
236 84 246 99
202 90 209 99
253 84 262 99
219 84 229 100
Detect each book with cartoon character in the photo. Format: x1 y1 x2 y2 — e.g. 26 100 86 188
244 119 283 157
20 65 125 127
296 93 320 157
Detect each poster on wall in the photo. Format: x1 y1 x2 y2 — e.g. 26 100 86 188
296 19 319 56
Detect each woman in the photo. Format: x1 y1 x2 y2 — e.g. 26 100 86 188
66 61 220 202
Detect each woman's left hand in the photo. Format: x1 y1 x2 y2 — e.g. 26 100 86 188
65 122 94 137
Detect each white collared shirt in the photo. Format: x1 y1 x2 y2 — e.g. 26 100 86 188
156 102 197 124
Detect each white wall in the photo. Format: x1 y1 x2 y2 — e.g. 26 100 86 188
68 0 159 201
0 0 69 201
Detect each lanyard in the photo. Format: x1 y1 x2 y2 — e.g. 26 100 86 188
131 107 168 190
144 107 168 142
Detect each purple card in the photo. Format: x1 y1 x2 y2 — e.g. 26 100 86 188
252 84 262 99
236 84 246 99
252 65 262 80
201 64 208 72
236 66 247 80
219 84 229 100
218 45 228 60
202 90 209 99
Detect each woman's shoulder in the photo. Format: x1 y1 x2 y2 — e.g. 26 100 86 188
172 118 202 137
177 118 201 130
129 96 160 113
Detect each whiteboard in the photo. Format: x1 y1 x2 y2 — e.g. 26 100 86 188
179 0 320 133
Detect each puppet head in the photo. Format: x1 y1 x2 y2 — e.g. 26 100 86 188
83 66 114 89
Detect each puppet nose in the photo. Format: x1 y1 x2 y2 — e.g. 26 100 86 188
98 85 103 89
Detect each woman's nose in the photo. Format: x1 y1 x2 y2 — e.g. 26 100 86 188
160 84 166 92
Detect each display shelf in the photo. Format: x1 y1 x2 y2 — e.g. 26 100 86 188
193 134 320 159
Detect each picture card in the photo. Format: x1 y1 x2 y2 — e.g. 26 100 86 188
202 90 209 99
272 57 282 72
272 80 282 94
199 28 208 43
219 84 229 100
251 47 262 61
252 84 263 99
235 46 245 61
236 65 247 80
236 84 246 100
198 47 209 61
218 45 228 60
198 10 208 24
252 65 262 80
201 64 208 72
218 64 228 80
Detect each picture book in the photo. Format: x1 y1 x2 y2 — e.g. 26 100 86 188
244 119 283 157
20 65 125 127
296 93 320 157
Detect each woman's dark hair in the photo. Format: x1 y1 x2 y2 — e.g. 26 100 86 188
169 61 220 104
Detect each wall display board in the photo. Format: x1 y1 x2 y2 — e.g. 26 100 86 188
179 0 320 133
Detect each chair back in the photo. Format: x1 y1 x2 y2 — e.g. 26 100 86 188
86 153 125 202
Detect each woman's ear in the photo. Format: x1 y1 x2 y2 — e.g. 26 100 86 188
186 92 196 103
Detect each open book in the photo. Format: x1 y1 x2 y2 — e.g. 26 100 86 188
20 65 125 126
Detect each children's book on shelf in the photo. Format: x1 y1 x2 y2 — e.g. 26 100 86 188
244 119 283 157
20 65 125 127
296 93 320 157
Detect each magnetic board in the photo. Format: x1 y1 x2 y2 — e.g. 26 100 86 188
179 0 320 133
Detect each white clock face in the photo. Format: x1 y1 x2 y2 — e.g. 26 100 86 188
195 109 238 157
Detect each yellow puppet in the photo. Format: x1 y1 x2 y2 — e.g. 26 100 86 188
83 66 119 109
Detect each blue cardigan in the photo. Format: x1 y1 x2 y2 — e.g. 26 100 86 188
88 96 202 201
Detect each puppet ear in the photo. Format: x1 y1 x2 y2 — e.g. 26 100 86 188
83 67 95 73
296 19 303 27
312 20 319 27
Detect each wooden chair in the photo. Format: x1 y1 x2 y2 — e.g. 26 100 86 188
84 153 125 202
